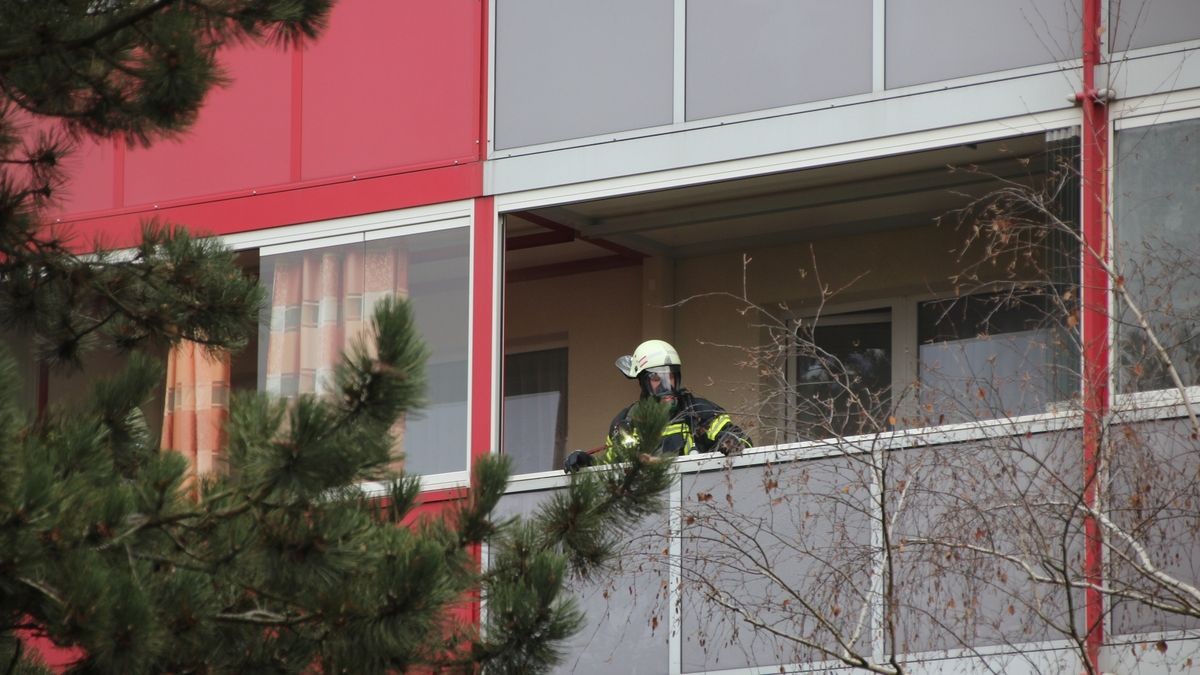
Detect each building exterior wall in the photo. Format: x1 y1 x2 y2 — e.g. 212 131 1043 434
28 0 1200 671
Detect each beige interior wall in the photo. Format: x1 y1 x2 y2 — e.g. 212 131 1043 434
504 220 1035 454
672 222 972 441
505 265 644 453
46 344 170 441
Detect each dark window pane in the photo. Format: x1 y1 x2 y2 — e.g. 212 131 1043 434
504 348 569 473
794 312 892 438
919 293 1074 422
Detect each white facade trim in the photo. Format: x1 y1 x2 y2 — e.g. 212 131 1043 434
222 200 474 252
1112 91 1200 128
493 108 1081 213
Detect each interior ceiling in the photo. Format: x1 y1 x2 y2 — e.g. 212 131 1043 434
504 133 1049 275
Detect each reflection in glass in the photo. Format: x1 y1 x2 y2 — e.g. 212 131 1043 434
793 311 892 439
1115 118 1200 393
258 227 471 476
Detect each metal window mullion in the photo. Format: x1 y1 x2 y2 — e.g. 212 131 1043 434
870 447 887 662
668 471 684 674
872 0 886 92
673 0 687 124
891 300 919 423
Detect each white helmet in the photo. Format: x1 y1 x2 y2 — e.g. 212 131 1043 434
616 340 683 401
615 339 681 378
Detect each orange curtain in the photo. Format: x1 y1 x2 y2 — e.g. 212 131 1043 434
262 242 409 465
161 341 232 479
263 243 408 398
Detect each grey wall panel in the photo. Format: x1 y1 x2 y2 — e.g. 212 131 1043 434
1108 418 1200 637
680 458 875 670
1111 0 1200 52
685 0 873 121
886 0 1080 88
494 489 671 675
889 431 1085 653
494 0 674 150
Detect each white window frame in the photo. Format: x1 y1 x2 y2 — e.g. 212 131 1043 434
1109 101 1200 412
225 200 477 492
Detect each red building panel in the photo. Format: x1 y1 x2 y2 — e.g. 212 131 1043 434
54 136 117 216
123 44 293 207
299 0 481 180
11 108 116 218
61 161 481 250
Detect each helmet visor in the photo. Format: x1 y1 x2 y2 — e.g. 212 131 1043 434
638 365 681 399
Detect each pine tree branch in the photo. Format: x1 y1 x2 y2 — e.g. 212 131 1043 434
17 577 64 608
0 0 184 62
211 609 317 627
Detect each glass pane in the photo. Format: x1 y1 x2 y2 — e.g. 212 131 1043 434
889 430 1085 654
504 348 569 473
493 0 673 149
918 294 1073 423
686 0 872 121
1108 417 1200 636
493 489 671 675
1110 0 1200 52
793 312 892 439
1115 118 1200 393
258 227 471 476
681 457 876 670
886 0 1079 88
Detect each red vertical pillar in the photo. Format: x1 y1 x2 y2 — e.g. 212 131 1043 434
470 196 496 466
469 194 496 629
1079 0 1110 670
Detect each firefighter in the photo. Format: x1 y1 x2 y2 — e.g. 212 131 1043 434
563 339 751 472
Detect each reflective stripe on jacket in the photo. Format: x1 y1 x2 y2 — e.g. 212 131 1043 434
603 391 749 463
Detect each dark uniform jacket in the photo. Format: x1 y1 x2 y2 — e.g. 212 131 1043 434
603 390 751 462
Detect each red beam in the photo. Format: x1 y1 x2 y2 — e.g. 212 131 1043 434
511 210 646 261
507 254 641 283
505 230 575 251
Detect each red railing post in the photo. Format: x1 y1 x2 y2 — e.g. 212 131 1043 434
1079 0 1110 670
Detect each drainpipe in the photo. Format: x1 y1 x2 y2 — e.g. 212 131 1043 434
1078 0 1110 671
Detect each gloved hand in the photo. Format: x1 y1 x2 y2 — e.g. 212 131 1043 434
563 449 595 473
716 430 749 456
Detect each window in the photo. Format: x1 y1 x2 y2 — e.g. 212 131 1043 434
918 293 1073 422
791 309 892 439
1115 116 1200 394
257 223 471 477
503 347 568 474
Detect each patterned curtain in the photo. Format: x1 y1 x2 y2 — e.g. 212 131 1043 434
263 242 409 461
161 341 231 479
264 242 408 396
